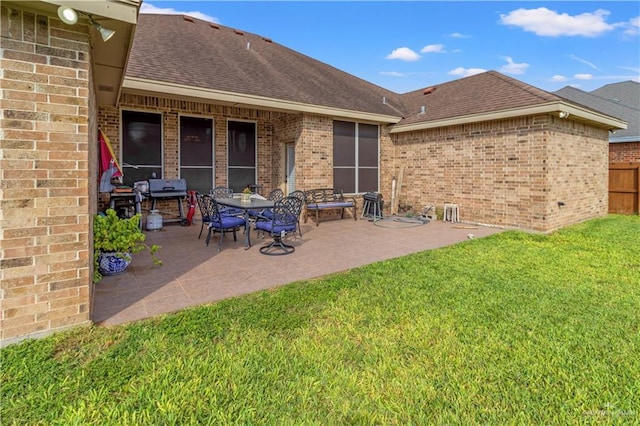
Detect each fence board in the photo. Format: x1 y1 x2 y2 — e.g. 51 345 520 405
609 164 639 214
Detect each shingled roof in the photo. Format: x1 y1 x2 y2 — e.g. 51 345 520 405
125 14 404 120
555 84 639 142
395 71 562 127
124 14 626 132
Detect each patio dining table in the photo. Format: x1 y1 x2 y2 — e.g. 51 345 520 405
215 197 274 249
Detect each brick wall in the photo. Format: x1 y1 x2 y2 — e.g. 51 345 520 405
610 141 640 164
545 118 609 231
1 7 92 346
392 114 608 232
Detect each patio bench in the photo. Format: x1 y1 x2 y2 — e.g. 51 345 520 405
303 188 357 226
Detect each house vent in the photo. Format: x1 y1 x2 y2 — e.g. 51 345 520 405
419 106 426 114
98 85 114 92
210 23 220 29
262 37 272 43
234 29 244 35
247 42 250 49
183 15 194 22
382 96 387 104
423 86 436 95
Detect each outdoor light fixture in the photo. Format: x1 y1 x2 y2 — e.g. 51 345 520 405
57 6 78 25
56 6 115 42
558 111 570 119
88 16 116 42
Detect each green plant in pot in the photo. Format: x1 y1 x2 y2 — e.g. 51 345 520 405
241 186 252 202
93 209 162 283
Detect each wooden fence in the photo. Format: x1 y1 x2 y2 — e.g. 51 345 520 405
609 164 639 214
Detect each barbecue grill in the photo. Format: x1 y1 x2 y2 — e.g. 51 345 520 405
148 178 188 224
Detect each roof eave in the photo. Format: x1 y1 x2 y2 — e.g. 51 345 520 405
122 77 402 123
389 102 628 134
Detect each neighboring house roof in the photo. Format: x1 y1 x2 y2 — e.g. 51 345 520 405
555 85 639 143
590 81 640 109
124 14 626 133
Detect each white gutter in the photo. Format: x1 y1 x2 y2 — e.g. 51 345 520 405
123 77 402 124
390 101 628 134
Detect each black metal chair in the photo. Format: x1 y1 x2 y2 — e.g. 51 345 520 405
194 192 213 240
254 196 303 255
209 186 242 217
289 190 306 236
203 195 246 251
249 188 284 221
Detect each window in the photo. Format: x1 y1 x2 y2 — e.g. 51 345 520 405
180 116 214 193
227 121 256 192
333 121 379 193
121 110 162 186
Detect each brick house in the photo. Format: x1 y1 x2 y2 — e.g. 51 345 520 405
1 8 626 346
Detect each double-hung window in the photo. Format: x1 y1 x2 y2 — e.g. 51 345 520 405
180 116 214 193
333 121 379 193
121 110 162 185
227 120 256 192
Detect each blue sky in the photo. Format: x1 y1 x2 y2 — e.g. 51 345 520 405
139 1 640 94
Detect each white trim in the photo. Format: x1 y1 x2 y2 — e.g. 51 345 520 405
123 77 402 124
390 102 628 134
609 136 639 143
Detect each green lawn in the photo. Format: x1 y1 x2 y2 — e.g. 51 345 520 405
2 215 639 424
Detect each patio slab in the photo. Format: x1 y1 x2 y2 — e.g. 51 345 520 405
92 216 504 326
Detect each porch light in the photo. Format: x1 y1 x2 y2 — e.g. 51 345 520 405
89 17 116 42
57 6 78 25
56 6 115 42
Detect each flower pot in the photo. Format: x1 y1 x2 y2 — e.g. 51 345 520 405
98 252 132 276
241 193 251 203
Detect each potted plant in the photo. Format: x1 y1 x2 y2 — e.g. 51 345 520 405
93 209 162 283
241 186 252 203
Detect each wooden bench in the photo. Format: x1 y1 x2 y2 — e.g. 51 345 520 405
303 188 357 226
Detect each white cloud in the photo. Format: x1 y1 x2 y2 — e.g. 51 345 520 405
448 67 487 77
386 47 421 62
499 56 529 75
569 54 600 70
380 71 406 77
574 73 593 80
624 16 640 36
140 2 219 24
449 32 470 39
420 44 445 53
551 75 568 82
500 7 615 37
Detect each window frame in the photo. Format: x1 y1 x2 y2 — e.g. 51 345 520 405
332 120 380 194
120 109 164 186
178 114 215 194
227 119 257 193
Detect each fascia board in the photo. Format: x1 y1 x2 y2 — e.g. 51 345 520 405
390 102 628 134
609 136 639 143
122 77 403 124
41 0 138 23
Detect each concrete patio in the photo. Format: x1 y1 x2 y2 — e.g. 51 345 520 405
91 215 504 327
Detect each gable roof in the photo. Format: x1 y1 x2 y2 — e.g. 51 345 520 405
391 71 626 133
123 15 626 133
124 14 403 122
555 85 639 142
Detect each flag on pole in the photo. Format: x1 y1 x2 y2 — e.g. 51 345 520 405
99 129 123 192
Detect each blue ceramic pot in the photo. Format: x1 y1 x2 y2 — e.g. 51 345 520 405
98 252 132 276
